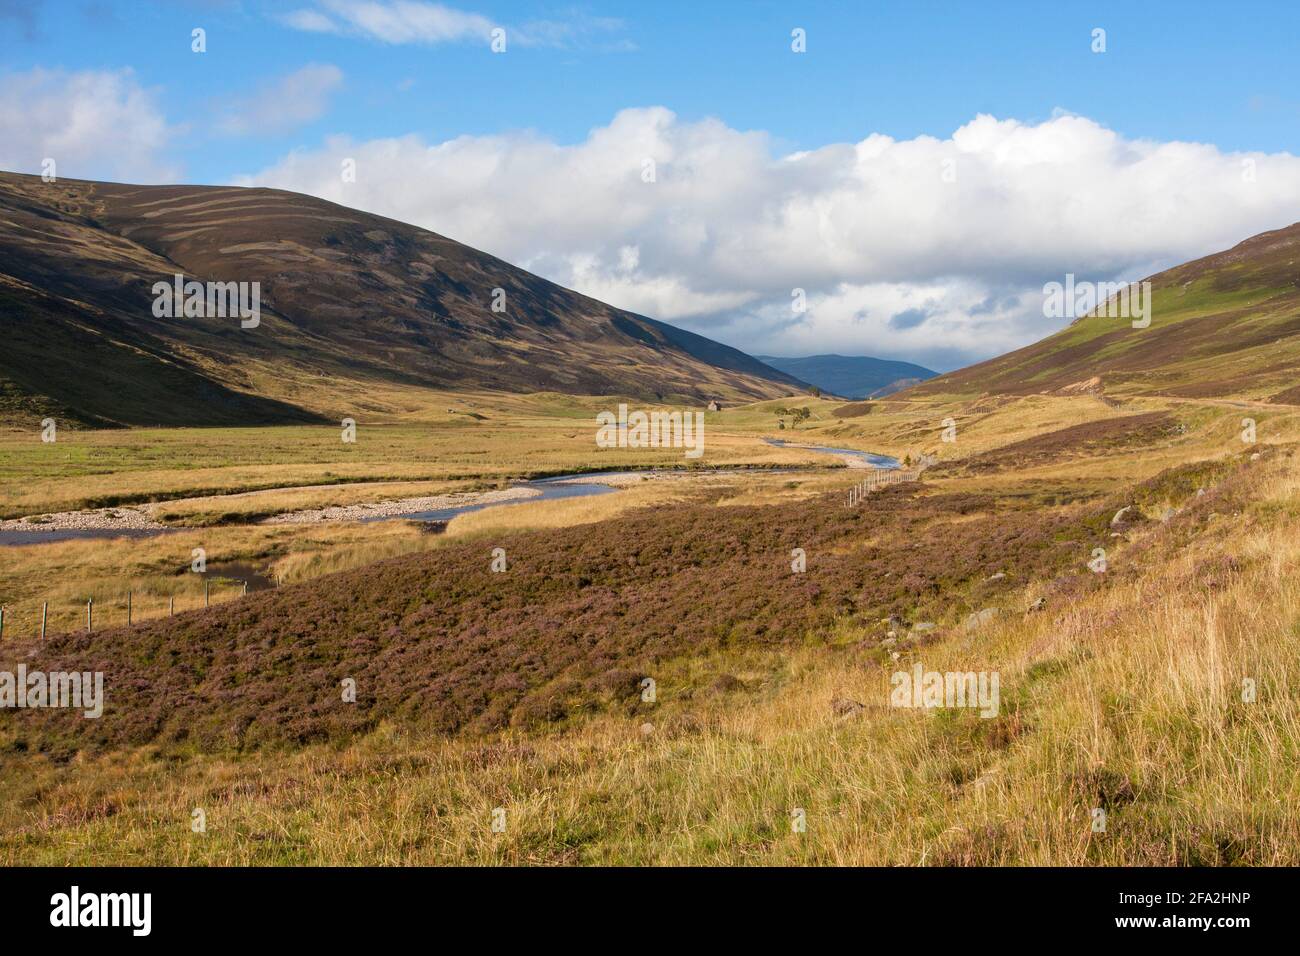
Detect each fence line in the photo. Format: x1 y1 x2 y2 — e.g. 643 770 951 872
0 579 254 641
846 467 923 507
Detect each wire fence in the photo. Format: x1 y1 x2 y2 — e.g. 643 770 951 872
845 467 923 507
0 577 256 641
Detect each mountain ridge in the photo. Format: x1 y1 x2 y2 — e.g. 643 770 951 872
757 353 938 399
0 172 806 426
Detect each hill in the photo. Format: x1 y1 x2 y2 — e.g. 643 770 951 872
756 354 937 399
0 172 805 427
905 223 1300 402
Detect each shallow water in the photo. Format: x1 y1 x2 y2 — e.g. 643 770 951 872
0 526 180 547
0 473 638 546
761 437 902 469
369 471 636 523
205 560 277 592
0 454 893 547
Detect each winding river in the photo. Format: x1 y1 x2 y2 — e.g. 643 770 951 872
0 444 899 547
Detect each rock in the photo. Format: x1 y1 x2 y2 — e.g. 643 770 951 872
639 722 655 736
886 630 898 639
911 621 937 634
1027 597 1047 612
1250 452 1261 461
1196 487 1206 497
987 572 1007 582
1110 506 1132 527
1159 507 1177 523
965 607 1000 632
831 696 865 718
881 636 897 649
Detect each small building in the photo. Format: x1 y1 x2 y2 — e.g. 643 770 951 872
707 400 722 412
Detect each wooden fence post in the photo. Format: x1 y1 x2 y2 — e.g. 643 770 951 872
41 602 47 640
87 598 93 633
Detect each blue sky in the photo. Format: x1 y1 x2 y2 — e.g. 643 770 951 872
5 0 1300 368
9 1 1300 181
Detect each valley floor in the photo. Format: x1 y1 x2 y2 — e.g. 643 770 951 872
1 389 1298 864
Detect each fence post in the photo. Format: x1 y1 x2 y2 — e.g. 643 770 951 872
205 580 209 608
169 596 174 617
41 602 47 640
87 598 93 633
242 580 248 597
127 590 132 626
0 605 4 640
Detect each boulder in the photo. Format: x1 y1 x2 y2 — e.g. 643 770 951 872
965 607 1001 632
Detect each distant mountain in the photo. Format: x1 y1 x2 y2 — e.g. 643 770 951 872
756 354 938 399
905 222 1300 403
0 172 806 427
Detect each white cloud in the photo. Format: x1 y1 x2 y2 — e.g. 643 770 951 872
218 64 343 136
280 1 495 44
235 108 1300 369
278 1 628 50
0 67 179 183
280 8 338 33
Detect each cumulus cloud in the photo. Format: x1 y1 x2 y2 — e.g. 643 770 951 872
218 64 344 136
234 108 1300 369
0 67 179 182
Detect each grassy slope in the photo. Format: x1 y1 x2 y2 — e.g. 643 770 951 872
0 173 803 427
906 222 1300 402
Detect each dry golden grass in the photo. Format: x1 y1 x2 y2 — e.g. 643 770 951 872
2 446 1296 865
0 521 438 634
441 482 689 540
440 471 825 539
3 389 1297 864
0 393 833 518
